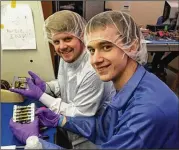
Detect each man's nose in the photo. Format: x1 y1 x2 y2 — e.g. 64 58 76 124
58 41 67 51
91 51 104 65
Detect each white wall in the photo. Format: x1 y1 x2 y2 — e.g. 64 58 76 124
1 1 55 84
85 1 105 21
105 1 165 27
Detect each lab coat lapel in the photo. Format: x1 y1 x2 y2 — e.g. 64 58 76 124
110 65 146 110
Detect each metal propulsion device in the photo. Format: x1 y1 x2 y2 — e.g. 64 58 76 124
12 76 29 89
13 103 35 124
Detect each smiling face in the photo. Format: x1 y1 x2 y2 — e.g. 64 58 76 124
52 33 84 63
87 39 128 82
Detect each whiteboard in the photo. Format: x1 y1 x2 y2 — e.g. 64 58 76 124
1 4 36 50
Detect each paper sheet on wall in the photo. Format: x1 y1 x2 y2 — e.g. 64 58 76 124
1 4 36 50
121 2 131 12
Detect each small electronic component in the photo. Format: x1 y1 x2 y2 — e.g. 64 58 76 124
13 103 35 124
12 76 28 89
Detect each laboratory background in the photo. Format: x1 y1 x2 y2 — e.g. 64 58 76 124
1 0 179 149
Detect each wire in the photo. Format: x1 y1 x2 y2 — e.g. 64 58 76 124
46 83 61 98
1 84 8 90
1 80 10 90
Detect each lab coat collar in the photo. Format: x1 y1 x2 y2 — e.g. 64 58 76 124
67 50 88 70
110 65 146 110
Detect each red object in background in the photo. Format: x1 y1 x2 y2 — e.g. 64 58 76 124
165 32 169 37
158 31 164 37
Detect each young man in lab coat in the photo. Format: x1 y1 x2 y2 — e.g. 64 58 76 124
10 11 179 149
10 10 114 149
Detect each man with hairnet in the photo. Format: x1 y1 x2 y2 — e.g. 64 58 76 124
9 10 115 149
10 11 179 149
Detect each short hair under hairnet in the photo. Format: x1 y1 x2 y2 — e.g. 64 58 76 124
84 11 148 65
44 10 86 43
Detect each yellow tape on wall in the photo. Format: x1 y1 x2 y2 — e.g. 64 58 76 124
11 0 16 8
1 24 4 29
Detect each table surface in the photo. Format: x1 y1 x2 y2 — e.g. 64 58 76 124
1 99 56 147
146 39 179 45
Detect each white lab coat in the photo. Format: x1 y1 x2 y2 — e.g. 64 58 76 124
39 50 115 117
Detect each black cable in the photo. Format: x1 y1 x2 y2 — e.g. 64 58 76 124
1 80 10 90
46 83 61 98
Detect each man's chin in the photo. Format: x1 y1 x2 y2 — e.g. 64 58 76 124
99 75 112 82
63 59 74 63
62 57 75 63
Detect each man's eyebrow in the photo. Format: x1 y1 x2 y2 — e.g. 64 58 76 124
52 39 59 43
87 45 93 49
52 37 59 41
98 41 112 46
87 41 112 49
52 35 73 41
63 35 73 39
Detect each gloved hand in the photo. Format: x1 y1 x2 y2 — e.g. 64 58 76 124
9 78 43 100
9 118 39 144
35 107 64 127
28 71 46 92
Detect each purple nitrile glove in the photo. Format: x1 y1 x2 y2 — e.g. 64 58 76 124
9 78 43 100
28 71 46 92
9 118 39 144
35 107 62 127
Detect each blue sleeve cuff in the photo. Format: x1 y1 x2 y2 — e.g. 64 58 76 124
39 138 63 149
58 115 64 127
